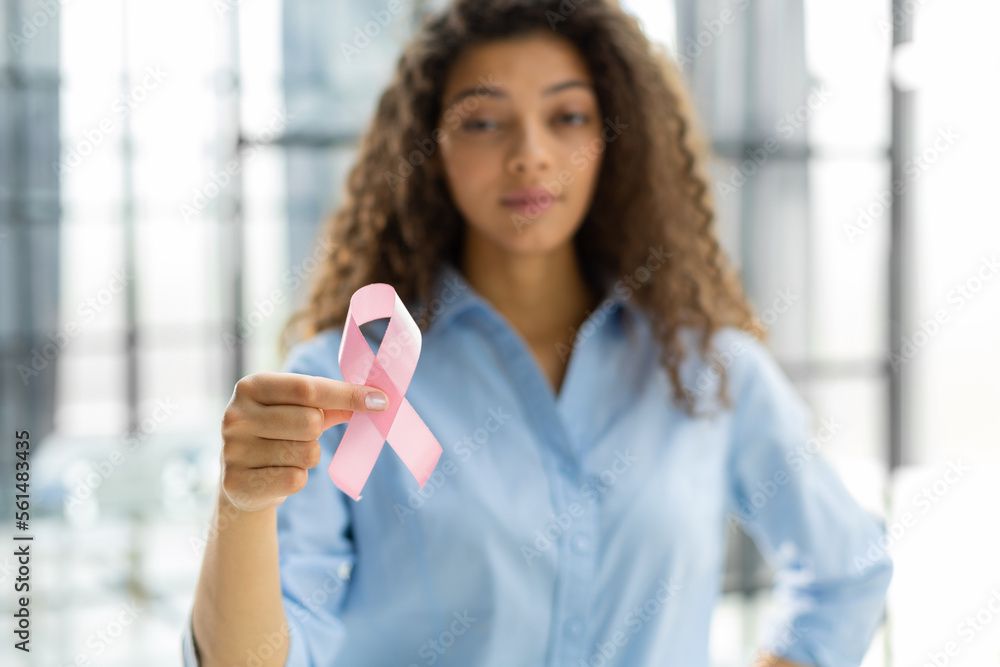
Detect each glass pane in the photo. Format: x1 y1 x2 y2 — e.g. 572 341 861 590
908 0 1000 468
809 157 890 361
242 217 292 373
12 0 62 71
0 222 14 341
242 144 287 218
60 217 128 337
138 344 232 430
743 160 810 365
130 85 217 207
797 375 888 516
889 463 1000 667
704 155 743 272
239 0 284 137
804 0 890 152
134 217 219 328
61 0 123 89
55 351 127 437
124 0 219 85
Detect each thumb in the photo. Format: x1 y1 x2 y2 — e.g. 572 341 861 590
321 407 352 430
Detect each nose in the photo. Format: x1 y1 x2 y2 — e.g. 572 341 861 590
506 120 552 175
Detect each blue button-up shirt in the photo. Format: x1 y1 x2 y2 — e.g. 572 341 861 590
183 259 892 667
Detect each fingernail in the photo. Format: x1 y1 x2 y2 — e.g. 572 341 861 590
365 392 387 411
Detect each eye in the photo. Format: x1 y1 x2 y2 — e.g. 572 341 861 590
461 119 498 132
557 113 589 126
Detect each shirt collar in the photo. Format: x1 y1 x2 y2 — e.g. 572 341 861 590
414 258 634 339
409 259 482 335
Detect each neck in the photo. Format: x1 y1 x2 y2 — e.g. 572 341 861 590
459 230 598 345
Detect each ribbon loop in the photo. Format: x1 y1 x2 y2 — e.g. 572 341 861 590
328 283 442 500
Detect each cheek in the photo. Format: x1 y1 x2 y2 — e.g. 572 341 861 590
442 143 496 201
562 139 604 203
568 135 606 178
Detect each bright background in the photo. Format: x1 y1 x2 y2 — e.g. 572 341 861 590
1 0 998 665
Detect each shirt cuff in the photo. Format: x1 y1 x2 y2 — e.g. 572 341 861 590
282 598 311 667
759 524 893 667
181 610 200 666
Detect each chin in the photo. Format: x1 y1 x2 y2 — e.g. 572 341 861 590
484 208 582 255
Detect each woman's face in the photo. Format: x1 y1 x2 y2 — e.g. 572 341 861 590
436 31 605 256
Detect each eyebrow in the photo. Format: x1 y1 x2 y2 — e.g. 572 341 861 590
443 79 594 110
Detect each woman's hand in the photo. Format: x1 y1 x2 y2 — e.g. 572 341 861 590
219 371 389 512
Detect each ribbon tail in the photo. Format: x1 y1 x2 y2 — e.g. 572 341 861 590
327 415 386 501
386 399 442 488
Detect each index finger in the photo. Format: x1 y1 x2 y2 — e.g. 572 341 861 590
249 372 389 413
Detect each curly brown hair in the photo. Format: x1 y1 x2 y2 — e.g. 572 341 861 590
279 0 763 416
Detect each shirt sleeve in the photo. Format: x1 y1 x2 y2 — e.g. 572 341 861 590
180 332 355 667
723 332 893 667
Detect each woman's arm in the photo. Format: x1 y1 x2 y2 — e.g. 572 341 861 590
191 491 290 666
722 331 893 667
188 370 387 666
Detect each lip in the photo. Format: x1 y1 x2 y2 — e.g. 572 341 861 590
500 185 561 214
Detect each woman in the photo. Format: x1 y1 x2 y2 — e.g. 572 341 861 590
185 1 892 666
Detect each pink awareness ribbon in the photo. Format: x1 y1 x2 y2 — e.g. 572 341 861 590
329 283 442 501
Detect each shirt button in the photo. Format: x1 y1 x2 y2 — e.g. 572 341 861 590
559 463 575 476
571 534 591 554
565 618 584 637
